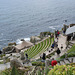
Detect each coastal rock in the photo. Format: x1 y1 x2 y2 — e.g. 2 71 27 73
30 36 41 43
40 32 44 39
70 24 75 27
20 50 25 60
15 41 33 52
10 59 23 68
8 42 16 46
40 32 51 38
63 24 69 33
21 39 25 41
3 46 16 54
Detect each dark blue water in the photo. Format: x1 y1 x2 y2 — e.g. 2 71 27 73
0 0 75 49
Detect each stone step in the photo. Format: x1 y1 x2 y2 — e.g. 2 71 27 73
57 57 75 66
69 44 73 46
67 58 72 63
73 58 75 63
69 42 74 45
0 60 3 62
64 59 70 64
60 61 65 65
68 46 71 49
57 63 60 65
68 45 72 48
67 47 71 50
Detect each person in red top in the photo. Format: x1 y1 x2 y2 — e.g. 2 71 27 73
58 31 60 35
51 58 57 66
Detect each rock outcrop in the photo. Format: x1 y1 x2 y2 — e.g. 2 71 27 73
30 36 41 43
3 46 16 54
10 59 23 68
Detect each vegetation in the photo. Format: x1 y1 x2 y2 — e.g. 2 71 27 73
32 61 45 66
0 68 11 75
67 44 75 57
0 54 5 58
0 66 30 75
0 58 10 64
48 64 75 75
11 67 20 75
40 32 51 36
44 68 50 75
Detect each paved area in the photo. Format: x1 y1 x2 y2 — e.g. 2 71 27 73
51 34 67 59
0 62 10 71
34 34 67 60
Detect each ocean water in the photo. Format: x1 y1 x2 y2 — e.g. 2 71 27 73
0 0 75 49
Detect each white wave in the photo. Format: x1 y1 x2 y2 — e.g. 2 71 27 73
49 26 55 29
49 25 62 30
53 25 60 27
24 38 30 41
16 39 22 44
16 37 30 44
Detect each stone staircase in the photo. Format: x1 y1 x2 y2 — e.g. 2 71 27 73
66 42 74 50
57 57 75 65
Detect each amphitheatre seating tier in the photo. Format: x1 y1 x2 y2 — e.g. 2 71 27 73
24 37 54 58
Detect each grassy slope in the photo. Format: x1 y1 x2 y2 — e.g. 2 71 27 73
24 37 53 58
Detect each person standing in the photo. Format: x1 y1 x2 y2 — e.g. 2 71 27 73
0 50 2 55
25 53 28 59
56 48 61 56
61 44 63 50
25 53 29 64
57 31 60 37
42 53 46 62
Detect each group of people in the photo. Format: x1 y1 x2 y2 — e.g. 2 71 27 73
55 30 60 38
51 40 58 48
51 41 63 56
46 30 64 66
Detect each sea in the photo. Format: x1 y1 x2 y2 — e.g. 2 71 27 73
0 0 75 50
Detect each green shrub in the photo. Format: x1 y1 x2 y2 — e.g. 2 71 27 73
48 65 75 75
32 61 45 66
0 54 5 58
0 68 11 75
67 44 75 53
11 66 20 75
45 68 50 75
68 53 75 57
37 69 41 75
0 67 25 75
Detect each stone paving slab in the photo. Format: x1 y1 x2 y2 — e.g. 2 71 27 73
51 34 67 59
0 62 10 71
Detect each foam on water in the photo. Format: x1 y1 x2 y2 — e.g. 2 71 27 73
49 26 56 30
16 38 30 44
